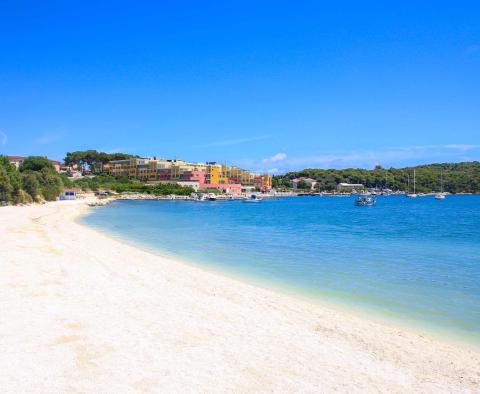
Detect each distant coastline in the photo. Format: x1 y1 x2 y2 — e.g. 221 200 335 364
2 153 479 208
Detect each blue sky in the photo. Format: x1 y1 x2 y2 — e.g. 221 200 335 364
0 1 479 173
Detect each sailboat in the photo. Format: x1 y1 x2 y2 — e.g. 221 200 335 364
435 170 446 200
406 169 418 198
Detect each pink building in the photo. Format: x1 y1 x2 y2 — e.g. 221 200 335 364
157 170 171 181
200 183 242 194
181 170 206 183
253 174 272 192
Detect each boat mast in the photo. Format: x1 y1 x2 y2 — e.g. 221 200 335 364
413 169 416 194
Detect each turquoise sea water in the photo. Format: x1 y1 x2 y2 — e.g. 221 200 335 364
81 196 480 343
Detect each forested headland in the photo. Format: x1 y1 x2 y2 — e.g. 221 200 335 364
272 162 480 193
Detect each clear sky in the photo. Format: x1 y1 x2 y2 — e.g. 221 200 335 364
0 1 479 173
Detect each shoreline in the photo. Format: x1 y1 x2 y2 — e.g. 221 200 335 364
80 207 480 350
82 198 480 349
1 199 480 392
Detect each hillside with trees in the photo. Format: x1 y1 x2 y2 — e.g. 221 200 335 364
272 162 480 193
0 156 69 204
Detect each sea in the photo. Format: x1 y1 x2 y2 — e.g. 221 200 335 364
80 195 480 344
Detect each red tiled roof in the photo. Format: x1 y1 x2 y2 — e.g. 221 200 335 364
7 156 62 165
7 156 26 161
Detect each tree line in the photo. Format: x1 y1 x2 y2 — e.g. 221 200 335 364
72 173 194 195
0 156 67 204
64 150 135 173
272 162 480 193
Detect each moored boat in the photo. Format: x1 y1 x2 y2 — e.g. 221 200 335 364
243 194 262 203
192 193 206 201
354 195 376 206
406 169 418 198
435 170 446 200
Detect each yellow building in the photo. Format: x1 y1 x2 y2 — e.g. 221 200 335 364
206 163 221 184
106 158 136 177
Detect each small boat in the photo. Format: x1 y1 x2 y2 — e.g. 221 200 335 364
243 194 262 203
354 195 376 206
192 193 206 201
207 193 217 201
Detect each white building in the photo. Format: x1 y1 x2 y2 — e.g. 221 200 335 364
59 188 80 200
336 183 365 192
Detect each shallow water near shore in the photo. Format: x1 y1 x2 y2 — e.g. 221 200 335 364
81 195 480 344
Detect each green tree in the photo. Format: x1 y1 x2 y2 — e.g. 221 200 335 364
64 150 134 174
296 179 311 190
19 156 55 172
0 156 21 203
0 166 13 202
21 172 41 202
38 168 63 201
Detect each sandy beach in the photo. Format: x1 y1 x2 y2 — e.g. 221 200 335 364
1 200 479 393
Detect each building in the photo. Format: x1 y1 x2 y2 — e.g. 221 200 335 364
59 188 81 200
336 183 365 193
201 183 243 194
254 173 272 192
104 157 271 194
49 160 62 172
7 156 25 169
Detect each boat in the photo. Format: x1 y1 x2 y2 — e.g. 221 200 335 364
354 195 376 206
435 170 446 200
243 194 262 203
192 193 206 201
406 169 418 198
207 193 217 201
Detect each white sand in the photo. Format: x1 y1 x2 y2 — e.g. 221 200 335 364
1 200 479 393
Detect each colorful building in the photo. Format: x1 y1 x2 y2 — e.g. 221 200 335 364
254 173 273 192
105 157 271 194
